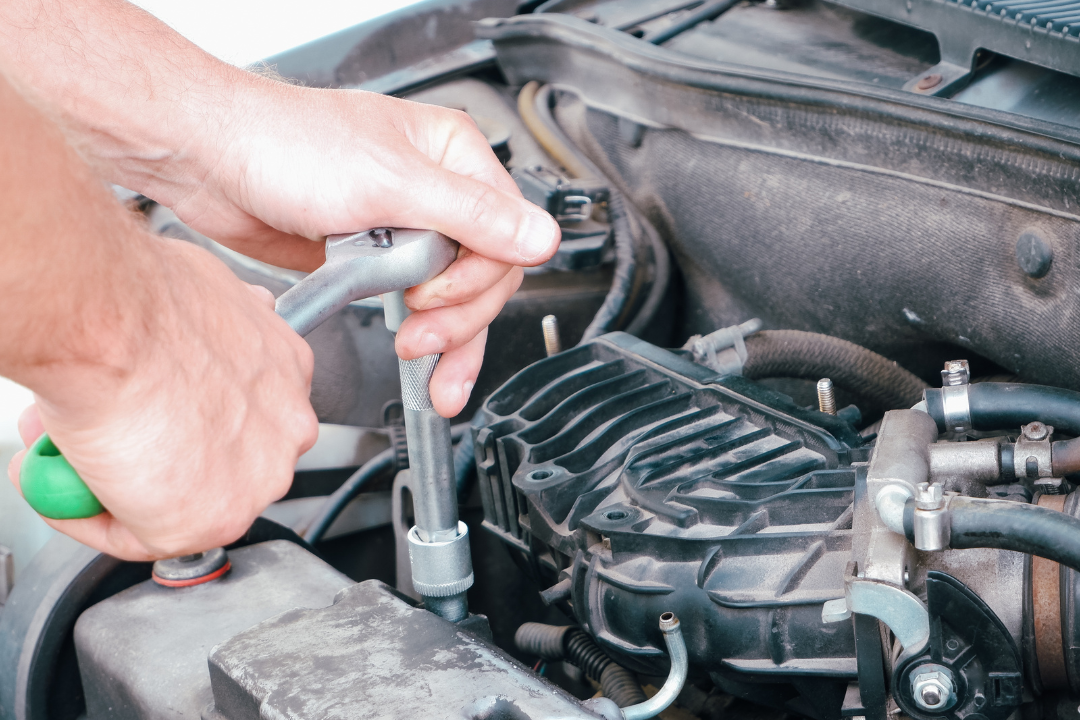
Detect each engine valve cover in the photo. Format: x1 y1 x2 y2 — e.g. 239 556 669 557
473 332 864 693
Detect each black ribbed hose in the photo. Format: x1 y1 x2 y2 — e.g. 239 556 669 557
741 330 928 412
904 496 1080 573
514 623 647 707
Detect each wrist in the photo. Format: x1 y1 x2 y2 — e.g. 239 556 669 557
109 63 257 207
11 233 176 420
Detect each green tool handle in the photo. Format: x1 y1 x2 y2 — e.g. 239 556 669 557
20 433 105 519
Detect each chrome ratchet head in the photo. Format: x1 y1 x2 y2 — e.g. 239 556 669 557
275 228 458 337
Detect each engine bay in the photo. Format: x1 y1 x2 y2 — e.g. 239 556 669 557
6 0 1080 719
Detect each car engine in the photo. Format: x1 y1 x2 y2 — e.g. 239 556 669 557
6 1 1080 720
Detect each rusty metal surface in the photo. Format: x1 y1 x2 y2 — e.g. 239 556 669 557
1033 493 1068 689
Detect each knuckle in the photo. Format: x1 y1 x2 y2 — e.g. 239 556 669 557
463 183 503 230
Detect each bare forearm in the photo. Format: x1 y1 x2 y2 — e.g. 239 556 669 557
0 65 159 407
0 0 250 205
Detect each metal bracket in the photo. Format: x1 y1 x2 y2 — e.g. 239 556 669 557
684 318 762 376
823 577 931 655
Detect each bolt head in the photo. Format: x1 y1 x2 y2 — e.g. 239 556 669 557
915 482 945 510
911 666 955 712
1022 422 1051 441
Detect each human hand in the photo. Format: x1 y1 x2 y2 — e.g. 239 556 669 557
6 237 319 561
156 83 558 418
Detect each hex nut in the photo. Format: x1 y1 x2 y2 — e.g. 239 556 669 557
911 666 955 712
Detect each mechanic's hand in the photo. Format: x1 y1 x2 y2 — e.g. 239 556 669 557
6 237 319 561
162 84 557 418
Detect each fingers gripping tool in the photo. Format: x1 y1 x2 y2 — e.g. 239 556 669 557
20 228 472 619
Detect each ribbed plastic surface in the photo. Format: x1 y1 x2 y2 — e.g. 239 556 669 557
951 0 1080 35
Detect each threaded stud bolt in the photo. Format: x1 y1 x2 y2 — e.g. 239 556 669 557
542 315 561 357
817 378 837 415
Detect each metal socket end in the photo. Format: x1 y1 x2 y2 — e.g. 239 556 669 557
407 521 475 598
542 315 561 357
817 378 837 415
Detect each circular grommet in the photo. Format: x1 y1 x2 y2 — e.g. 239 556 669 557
152 548 229 587
1016 232 1053 279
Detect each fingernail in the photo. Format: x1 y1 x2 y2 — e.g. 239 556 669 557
460 380 475 404
416 331 446 355
515 211 558 262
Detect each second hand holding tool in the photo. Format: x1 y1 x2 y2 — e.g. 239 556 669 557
21 227 474 620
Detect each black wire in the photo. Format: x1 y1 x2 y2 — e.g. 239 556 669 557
303 448 395 544
530 85 658 341
304 422 473 545
643 0 742 44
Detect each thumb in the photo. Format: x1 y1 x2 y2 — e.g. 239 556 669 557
402 164 561 267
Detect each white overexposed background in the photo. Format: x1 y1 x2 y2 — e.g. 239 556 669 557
130 0 422 66
0 0 419 579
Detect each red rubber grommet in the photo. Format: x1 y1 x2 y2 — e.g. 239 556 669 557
152 560 231 588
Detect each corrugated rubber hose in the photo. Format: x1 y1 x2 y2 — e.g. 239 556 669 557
741 330 929 412
515 623 648 707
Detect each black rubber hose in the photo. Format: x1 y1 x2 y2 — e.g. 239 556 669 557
304 448 395 543
903 496 1080 573
514 623 647 707
924 383 1080 435
741 330 928 412
305 423 471 544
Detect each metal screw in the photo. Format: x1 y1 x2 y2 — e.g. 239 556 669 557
1022 421 1051 442
817 378 837 415
915 482 944 510
911 666 955 712
542 315 561 357
940 359 970 387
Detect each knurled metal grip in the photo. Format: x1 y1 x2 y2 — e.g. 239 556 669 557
407 521 475 597
399 355 439 411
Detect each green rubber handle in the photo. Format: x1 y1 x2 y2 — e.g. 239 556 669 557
20 433 104 519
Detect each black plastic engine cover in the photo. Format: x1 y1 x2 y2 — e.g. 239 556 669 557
474 332 864 700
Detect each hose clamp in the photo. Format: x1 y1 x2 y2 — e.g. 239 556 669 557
407 521 474 598
941 385 971 436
